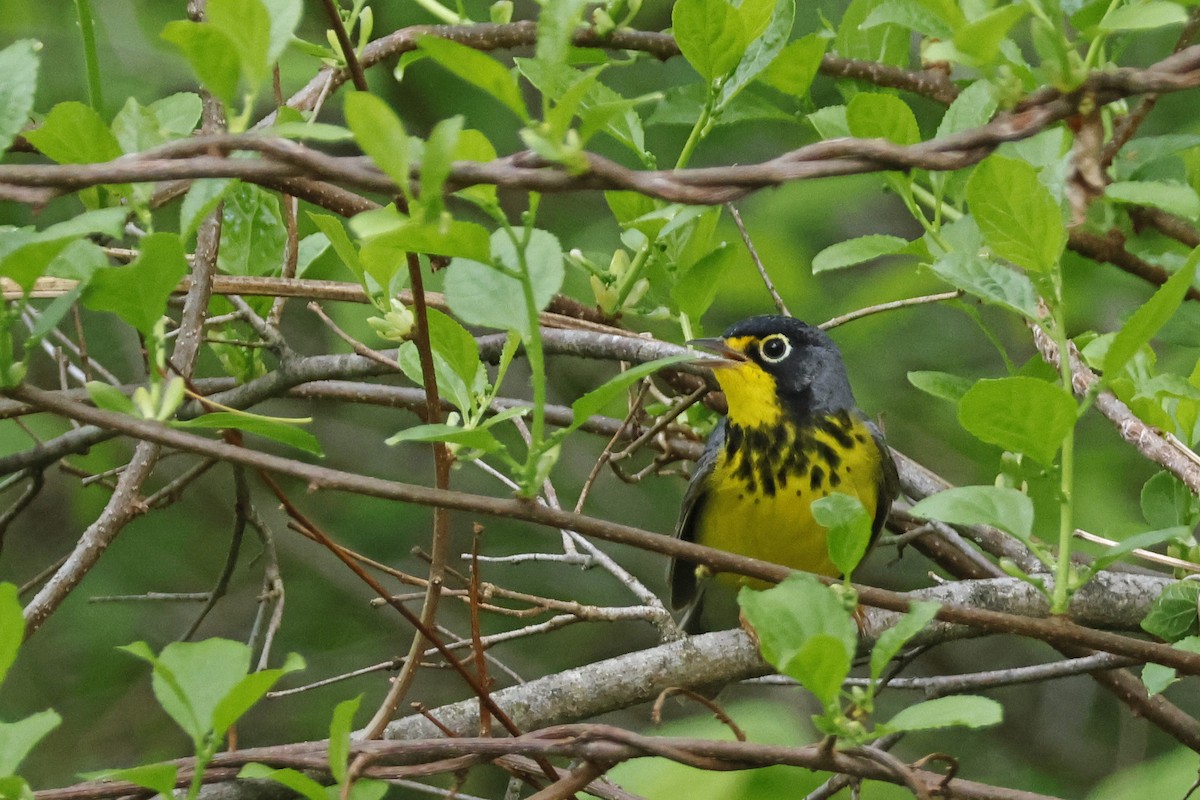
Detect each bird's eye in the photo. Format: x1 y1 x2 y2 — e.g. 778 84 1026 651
759 334 791 363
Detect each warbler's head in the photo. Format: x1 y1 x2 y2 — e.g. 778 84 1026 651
689 315 857 428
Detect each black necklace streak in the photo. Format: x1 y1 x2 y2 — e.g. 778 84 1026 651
723 409 862 499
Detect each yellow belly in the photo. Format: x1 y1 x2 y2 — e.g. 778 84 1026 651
695 414 884 589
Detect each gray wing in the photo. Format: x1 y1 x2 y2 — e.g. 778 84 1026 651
669 421 724 613
866 419 900 541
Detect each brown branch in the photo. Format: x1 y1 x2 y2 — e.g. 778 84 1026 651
9 383 1200 675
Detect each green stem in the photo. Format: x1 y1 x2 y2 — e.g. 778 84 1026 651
675 90 715 170
74 0 104 114
1082 0 1121 72
1049 283 1077 615
612 240 653 310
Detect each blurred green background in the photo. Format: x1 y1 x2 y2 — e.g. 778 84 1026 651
3 1 1200 798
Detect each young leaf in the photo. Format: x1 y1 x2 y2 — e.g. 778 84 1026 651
181 178 235 240
444 229 564 339
738 573 857 704
846 93 919 145
1087 526 1189 576
160 22 242 108
82 233 189 335
811 492 874 576
1141 581 1200 642
0 208 128 292
759 33 826 97
1141 470 1196 529
1103 247 1200 379
782 634 853 707
936 79 998 139
329 696 363 784
672 0 747 83
219 183 286 276
927 252 1039 320
0 584 23 689
952 4 1028 64
567 355 691 435
812 235 909 273
870 600 941 683
719 0 795 109
418 115 463 219
210 652 304 738
0 40 40 154
966 156 1065 273
344 92 413 198
416 36 528 121
359 218 491 263
908 485 1035 543
386 422 506 453
23 101 121 165
84 764 179 797
1142 636 1200 695
238 764 328 800
308 212 366 285
205 0 272 86
957 376 1077 465
172 411 323 456
671 245 732 319
0 711 62 777
882 695 1003 732
907 371 973 403
85 381 137 416
1106 181 1200 220
1099 1 1187 31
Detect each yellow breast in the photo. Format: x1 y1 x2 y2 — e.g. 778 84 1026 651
694 411 884 588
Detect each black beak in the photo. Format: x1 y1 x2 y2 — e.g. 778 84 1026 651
686 337 747 368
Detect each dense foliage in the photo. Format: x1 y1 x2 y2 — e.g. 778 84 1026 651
2 0 1200 798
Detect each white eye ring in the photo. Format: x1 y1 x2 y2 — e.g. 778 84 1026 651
759 334 792 363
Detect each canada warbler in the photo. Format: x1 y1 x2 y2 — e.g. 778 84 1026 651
669 315 899 631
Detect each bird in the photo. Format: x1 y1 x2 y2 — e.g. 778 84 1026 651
669 315 899 632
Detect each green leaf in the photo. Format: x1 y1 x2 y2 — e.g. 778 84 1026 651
1089 526 1189 575
344 92 413 198
870 600 940 683
1104 247 1200 378
957 376 1077 465
952 4 1028 64
672 244 732 318
535 0 590 69
359 218 491 263
85 381 137 415
812 492 874 576
237 765 329 800
835 0 908 67
173 411 323 456
0 208 127 292
347 780 389 800
385 416 518 453
719 0 795 109
308 212 366 285
206 0 271 85
0 711 61 777
121 638 252 744
295 233 330 279
416 36 528 121
907 370 973 403
672 0 747 82
1107 180 1200 220
443 229 564 339
0 584 23 689
396 308 485 416
882 695 1003 732
966 156 1065 273
0 40 40 154
1099 1 1187 31
1141 470 1196 529
418 115 463 219
82 233 189 335
936 79 998 139
782 634 853 707
24 101 121 165
181 178 235 240
908 485 1035 543
927 252 1039 319
567 355 691 435
219 183 286 276
259 0 303 64
1142 636 1200 695
210 652 304 738
738 573 857 704
329 696 362 784
1141 581 1200 642
161 22 241 108
812 235 909 273
759 33 826 96
862 0 955 37
266 122 354 141
846 93 919 145
85 764 179 796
